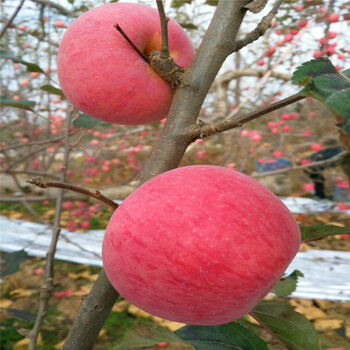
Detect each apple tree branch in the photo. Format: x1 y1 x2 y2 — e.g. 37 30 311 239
184 93 305 140
26 177 119 211
232 0 285 53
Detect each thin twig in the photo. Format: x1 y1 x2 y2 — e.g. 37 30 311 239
0 130 79 152
233 0 285 53
26 177 119 211
114 24 150 63
0 0 26 39
25 105 74 350
252 151 347 178
249 312 289 350
186 93 305 140
156 0 170 58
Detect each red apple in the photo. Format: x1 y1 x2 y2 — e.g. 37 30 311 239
313 50 323 58
310 143 323 152
328 13 340 22
102 165 301 325
57 3 195 125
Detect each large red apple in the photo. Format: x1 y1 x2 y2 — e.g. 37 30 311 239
102 165 301 325
57 3 194 125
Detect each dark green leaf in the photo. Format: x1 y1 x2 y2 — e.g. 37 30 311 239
0 97 35 111
205 0 219 5
175 323 268 350
73 114 112 129
171 0 193 8
300 224 350 243
114 326 185 350
292 58 350 134
40 84 66 99
0 50 44 73
1 250 29 276
1 308 36 322
342 68 350 79
324 87 350 118
272 270 304 297
292 57 338 86
252 300 319 350
179 22 198 30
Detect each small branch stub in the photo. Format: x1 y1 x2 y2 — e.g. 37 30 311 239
114 23 186 88
26 177 119 211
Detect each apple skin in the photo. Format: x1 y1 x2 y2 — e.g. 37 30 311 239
57 3 195 125
102 165 301 325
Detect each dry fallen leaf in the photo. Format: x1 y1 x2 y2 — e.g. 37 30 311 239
112 300 129 312
9 288 34 298
0 298 13 308
128 304 185 331
314 319 343 331
303 306 328 320
14 333 42 349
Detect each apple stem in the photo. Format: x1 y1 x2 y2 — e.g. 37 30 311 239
249 312 289 350
115 22 186 88
156 0 170 59
26 176 119 211
114 24 150 63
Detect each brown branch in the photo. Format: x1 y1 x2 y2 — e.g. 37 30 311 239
62 270 119 350
186 93 305 140
24 105 73 350
114 24 150 63
26 177 119 211
216 68 291 86
0 0 26 39
249 312 289 350
0 131 79 152
31 0 73 16
232 0 285 53
252 151 347 178
156 0 170 58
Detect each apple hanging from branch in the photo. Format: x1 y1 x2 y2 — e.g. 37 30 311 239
57 2 195 125
102 165 301 325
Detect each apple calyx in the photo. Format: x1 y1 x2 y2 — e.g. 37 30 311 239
115 23 186 88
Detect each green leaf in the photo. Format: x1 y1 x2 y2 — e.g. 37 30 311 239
342 68 350 79
0 50 44 73
175 323 268 350
292 58 350 135
2 250 29 276
171 0 193 8
179 22 198 30
0 97 35 111
2 308 36 322
205 0 219 5
73 113 112 129
272 270 304 297
292 57 338 85
251 300 319 350
40 84 66 99
114 326 185 350
300 224 350 243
